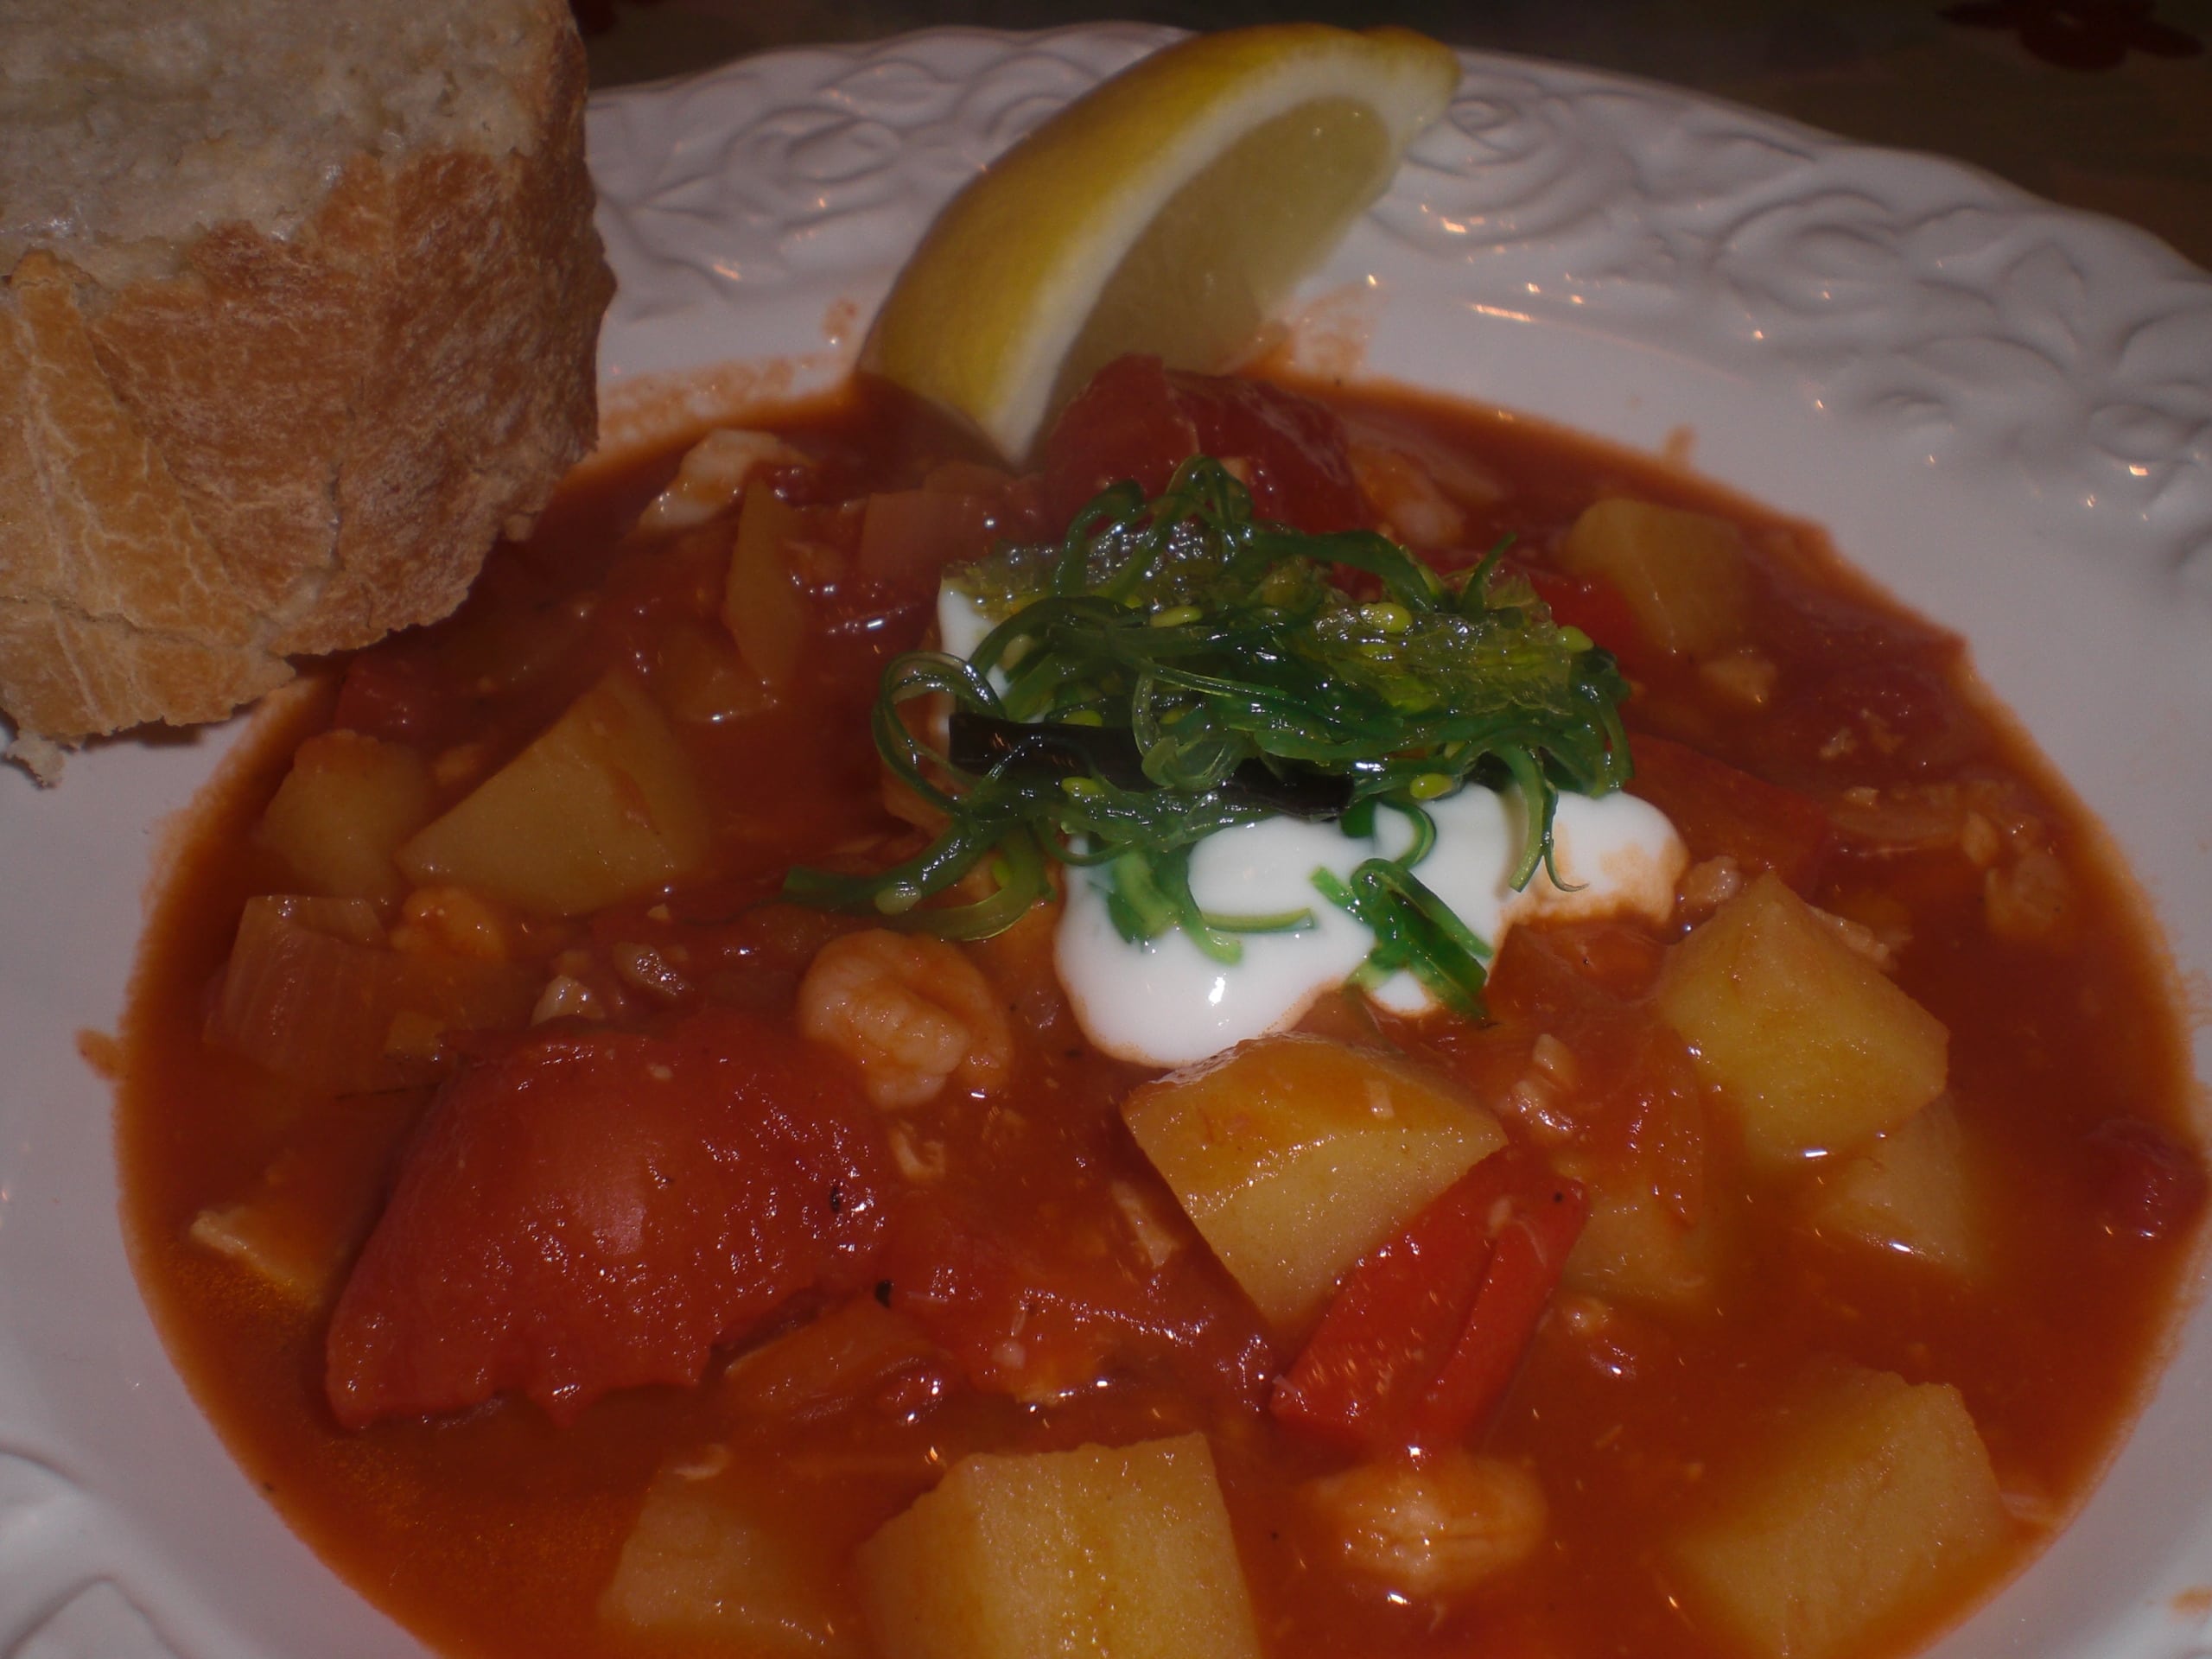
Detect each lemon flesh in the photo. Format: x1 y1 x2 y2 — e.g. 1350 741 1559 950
861 25 1460 463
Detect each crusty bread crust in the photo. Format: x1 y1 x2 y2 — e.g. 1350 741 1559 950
0 6 611 767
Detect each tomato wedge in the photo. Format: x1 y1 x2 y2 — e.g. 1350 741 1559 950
1270 1149 1586 1458
1040 353 1370 535
1522 565 1656 678
1626 733 1834 890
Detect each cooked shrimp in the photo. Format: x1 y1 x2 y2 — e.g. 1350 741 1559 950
797 930 1012 1109
1302 1451 1548 1600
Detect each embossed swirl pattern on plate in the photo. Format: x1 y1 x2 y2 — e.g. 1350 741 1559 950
590 29 2212 594
589 27 1160 321
1393 63 2212 586
0 1450 179 1658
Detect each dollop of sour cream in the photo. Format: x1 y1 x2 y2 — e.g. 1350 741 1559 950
1057 789 1685 1066
934 581 1687 1068
937 587 996 662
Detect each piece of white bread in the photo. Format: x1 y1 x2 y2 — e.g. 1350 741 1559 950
0 0 613 776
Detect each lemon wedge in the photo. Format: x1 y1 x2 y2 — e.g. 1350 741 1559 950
861 25 1461 461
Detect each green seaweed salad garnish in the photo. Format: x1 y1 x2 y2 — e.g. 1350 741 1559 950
784 457 1631 1014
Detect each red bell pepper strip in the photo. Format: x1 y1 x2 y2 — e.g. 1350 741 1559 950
1624 734 1834 890
1269 1149 1586 1458
1039 354 1371 536
1406 1172 1587 1451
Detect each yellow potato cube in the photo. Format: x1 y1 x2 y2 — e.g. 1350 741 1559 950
1122 1035 1503 1330
254 731 434 902
656 618 779 726
1560 1163 1726 1316
601 1459 855 1654
1657 874 1948 1169
1804 1097 1986 1277
397 672 711 916
1671 1367 2009 1659
723 480 808 696
1559 498 1751 658
859 1433 1261 1659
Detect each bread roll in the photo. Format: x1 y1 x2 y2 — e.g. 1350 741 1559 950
0 0 613 776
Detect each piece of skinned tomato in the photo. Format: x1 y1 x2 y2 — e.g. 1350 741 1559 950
2086 1116 2209 1242
325 1007 890 1428
1625 732 1834 889
1270 1148 1586 1458
880 1192 1279 1413
331 645 452 749
1521 565 1656 678
1041 354 1370 535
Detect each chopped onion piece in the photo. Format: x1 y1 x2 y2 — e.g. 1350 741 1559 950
208 896 536 1094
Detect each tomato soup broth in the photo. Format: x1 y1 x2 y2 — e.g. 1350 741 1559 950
120 366 2205 1659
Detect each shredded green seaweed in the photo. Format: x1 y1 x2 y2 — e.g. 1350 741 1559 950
783 457 1631 1008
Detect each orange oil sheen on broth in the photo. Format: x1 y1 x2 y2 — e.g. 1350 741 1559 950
118 372 2204 1659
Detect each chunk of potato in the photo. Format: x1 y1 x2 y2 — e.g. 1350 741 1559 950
1657 874 1947 1168
1122 1035 1504 1330
601 1457 856 1654
397 672 710 916
724 480 809 696
1560 1160 1726 1316
656 618 779 726
1559 498 1751 658
1670 1366 2008 1659
255 731 434 902
1804 1097 1986 1278
859 1433 1261 1659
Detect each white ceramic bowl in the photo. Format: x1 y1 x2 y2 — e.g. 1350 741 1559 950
1 26 2206 1657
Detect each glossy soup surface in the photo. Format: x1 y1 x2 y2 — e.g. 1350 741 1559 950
120 365 2205 1659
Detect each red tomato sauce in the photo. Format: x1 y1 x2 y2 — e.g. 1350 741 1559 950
118 365 2204 1659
